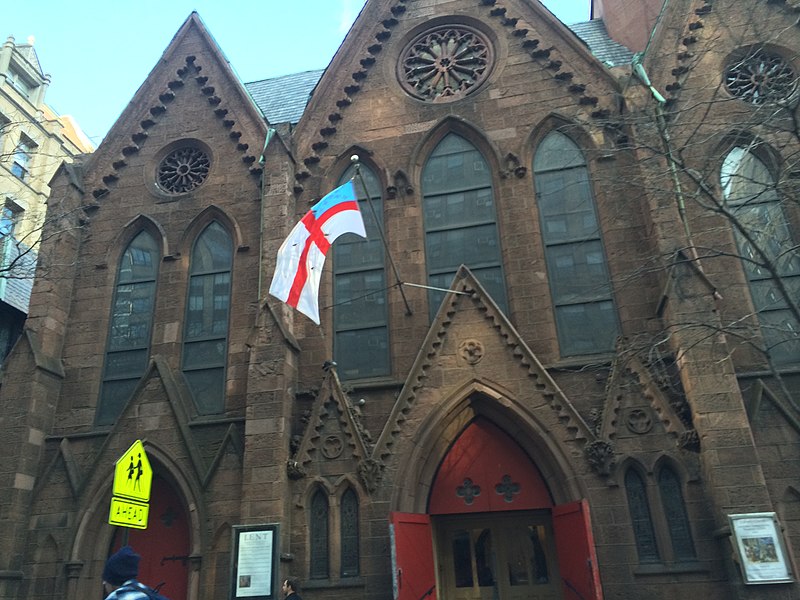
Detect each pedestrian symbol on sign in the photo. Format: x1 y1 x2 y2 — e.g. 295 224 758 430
112 440 152 503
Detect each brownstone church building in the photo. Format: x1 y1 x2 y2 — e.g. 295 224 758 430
3 0 800 599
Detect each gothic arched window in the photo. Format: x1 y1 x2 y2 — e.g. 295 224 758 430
533 131 618 356
625 464 697 565
97 230 159 425
658 466 696 561
422 133 506 319
182 221 232 414
340 488 360 578
721 147 800 364
624 468 660 563
310 489 330 580
333 166 390 379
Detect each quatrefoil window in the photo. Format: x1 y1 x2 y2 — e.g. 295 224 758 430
399 24 494 102
156 146 210 194
724 49 797 105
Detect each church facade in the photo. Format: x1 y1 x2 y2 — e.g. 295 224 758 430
2 1 800 599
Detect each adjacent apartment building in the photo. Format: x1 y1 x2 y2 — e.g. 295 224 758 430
0 35 93 359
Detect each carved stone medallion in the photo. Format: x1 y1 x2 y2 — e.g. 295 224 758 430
321 435 343 459
458 338 484 365
398 24 494 102
625 408 653 434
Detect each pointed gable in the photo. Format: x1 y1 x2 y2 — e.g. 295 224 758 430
291 0 629 178
83 12 269 202
373 266 596 468
290 368 375 488
600 348 695 448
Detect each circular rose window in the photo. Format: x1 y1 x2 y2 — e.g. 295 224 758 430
399 24 493 102
724 49 797 105
156 146 210 194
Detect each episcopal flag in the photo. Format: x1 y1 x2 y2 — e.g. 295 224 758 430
269 180 367 324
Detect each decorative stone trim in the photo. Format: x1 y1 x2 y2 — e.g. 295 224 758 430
91 54 262 200
156 146 210 194
397 24 494 102
724 48 797 104
458 338 485 364
585 439 616 476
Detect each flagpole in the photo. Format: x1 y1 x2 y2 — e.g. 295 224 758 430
351 155 413 316
400 282 471 295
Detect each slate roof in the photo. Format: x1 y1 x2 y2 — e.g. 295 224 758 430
243 21 633 124
244 69 325 125
569 20 635 67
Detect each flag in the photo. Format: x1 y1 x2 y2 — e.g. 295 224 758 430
269 180 366 324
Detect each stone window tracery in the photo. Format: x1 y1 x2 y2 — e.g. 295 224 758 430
724 49 797 105
422 133 507 319
399 25 493 102
156 146 210 194
624 464 696 565
333 165 390 380
720 146 800 363
308 486 361 582
533 131 618 356
340 488 360 577
97 230 159 426
310 489 330 579
182 221 232 414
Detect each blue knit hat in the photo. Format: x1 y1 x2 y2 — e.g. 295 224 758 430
103 546 140 585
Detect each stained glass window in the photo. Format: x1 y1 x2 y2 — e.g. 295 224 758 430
182 222 232 414
534 131 618 356
423 134 506 319
97 231 159 425
721 147 800 364
624 469 660 562
333 166 389 379
340 488 360 577
658 467 696 561
310 490 330 580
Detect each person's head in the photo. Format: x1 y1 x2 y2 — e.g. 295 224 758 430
102 545 140 592
282 577 300 596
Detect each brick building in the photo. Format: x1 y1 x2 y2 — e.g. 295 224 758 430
2 1 800 599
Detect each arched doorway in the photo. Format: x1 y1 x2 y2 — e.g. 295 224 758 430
110 474 190 600
390 418 602 600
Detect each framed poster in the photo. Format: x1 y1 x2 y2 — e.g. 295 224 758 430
729 513 794 585
230 524 280 599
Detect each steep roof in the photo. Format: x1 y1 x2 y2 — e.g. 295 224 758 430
244 70 325 125
243 21 633 125
570 19 635 67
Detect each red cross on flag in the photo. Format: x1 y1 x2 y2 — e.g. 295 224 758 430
269 180 366 324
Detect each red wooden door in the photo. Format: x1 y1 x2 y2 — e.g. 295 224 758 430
111 475 190 600
553 500 603 600
389 512 437 600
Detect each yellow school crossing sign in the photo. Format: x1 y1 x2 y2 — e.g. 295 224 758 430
108 440 152 529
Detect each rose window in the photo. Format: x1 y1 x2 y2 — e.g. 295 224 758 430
156 146 210 194
399 25 493 102
724 50 797 105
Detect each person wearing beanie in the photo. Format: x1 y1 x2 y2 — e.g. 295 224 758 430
102 546 153 600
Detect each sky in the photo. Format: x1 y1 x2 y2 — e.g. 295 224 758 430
5 1 591 147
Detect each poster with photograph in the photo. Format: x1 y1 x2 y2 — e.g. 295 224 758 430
729 513 793 585
231 524 280 599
